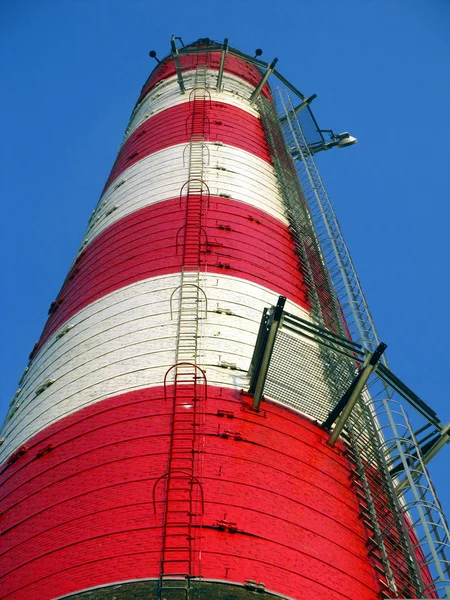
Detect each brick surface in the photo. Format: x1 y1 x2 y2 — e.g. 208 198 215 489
39 197 308 347
138 51 273 103
104 102 270 191
0 387 380 600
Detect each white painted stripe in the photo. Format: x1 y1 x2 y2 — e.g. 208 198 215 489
124 71 260 142
0 274 311 462
82 143 288 250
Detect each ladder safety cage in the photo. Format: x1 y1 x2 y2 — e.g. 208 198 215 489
170 284 208 321
175 226 209 256
275 87 384 362
182 142 210 168
257 94 343 336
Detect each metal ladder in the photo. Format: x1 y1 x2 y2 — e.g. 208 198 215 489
160 65 210 598
342 418 423 598
176 70 210 366
160 363 206 597
256 93 341 336
276 88 384 361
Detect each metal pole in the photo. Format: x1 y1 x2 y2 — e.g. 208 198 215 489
171 37 185 94
217 38 228 92
249 58 278 105
252 296 285 410
328 343 387 445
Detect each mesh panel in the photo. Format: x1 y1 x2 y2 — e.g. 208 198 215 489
265 328 355 422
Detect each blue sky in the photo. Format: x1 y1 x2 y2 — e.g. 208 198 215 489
1 0 450 513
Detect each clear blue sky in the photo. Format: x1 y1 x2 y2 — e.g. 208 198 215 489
1 0 450 513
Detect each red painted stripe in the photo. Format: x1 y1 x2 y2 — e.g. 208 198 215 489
37 198 309 349
0 386 380 600
104 101 270 192
138 52 272 105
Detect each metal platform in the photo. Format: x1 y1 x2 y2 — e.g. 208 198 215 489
249 301 450 598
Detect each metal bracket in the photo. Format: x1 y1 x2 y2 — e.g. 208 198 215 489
171 36 185 94
248 296 285 410
324 342 387 445
249 58 278 105
217 37 228 92
279 94 317 125
393 423 450 492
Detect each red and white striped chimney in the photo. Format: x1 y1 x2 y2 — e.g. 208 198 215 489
0 38 397 600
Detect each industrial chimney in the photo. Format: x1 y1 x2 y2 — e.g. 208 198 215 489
1 37 449 600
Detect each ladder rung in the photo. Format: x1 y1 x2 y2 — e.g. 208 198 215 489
172 427 195 434
171 443 195 448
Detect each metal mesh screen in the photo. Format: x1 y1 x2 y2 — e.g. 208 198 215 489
265 329 355 421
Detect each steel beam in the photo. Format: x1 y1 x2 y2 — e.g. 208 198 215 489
279 94 317 125
248 307 270 390
325 342 387 445
249 58 278 105
217 38 228 92
170 37 185 94
251 296 285 410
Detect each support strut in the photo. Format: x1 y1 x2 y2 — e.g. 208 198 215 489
171 36 185 94
217 38 228 92
324 342 387 445
249 58 278 105
279 94 317 125
250 296 285 410
394 423 450 493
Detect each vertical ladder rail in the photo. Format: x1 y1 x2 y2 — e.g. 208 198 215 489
160 364 206 593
